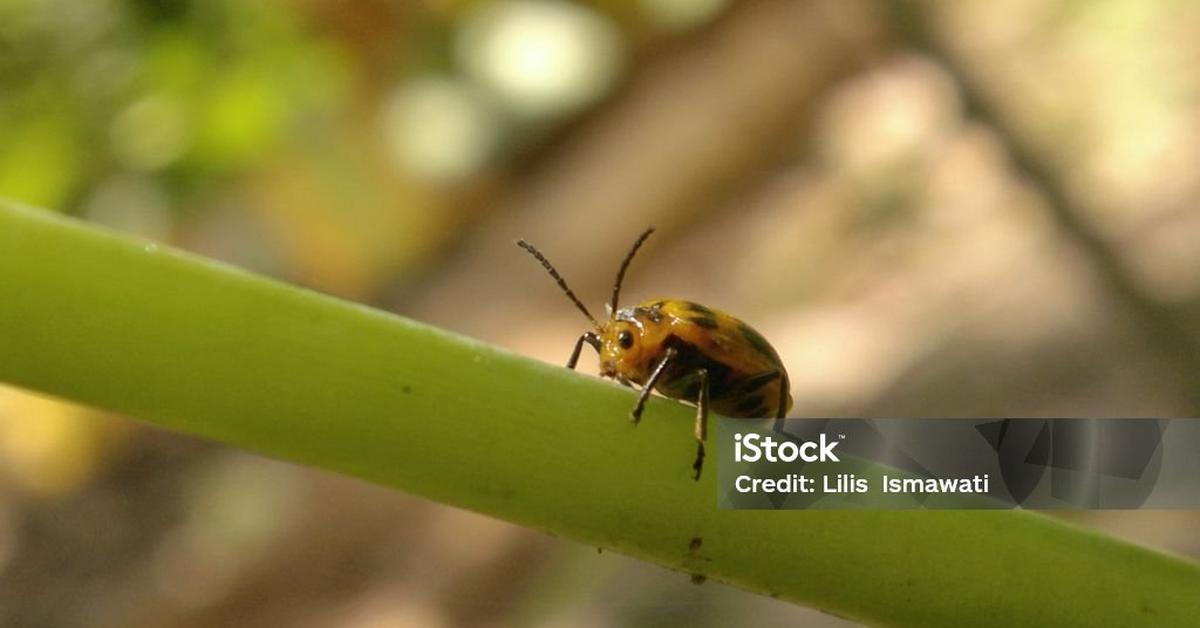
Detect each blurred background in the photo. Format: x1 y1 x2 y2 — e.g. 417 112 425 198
2 0 1200 626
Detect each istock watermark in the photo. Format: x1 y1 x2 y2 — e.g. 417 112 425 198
717 418 1200 509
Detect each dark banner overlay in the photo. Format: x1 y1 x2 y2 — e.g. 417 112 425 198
717 418 1200 509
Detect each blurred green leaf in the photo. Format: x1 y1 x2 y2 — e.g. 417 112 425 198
0 112 81 207
0 0 347 209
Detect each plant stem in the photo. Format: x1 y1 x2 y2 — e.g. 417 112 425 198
0 201 1197 627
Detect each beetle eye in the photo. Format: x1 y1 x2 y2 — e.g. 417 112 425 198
617 330 634 349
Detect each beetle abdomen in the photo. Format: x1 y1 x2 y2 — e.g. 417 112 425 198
655 331 792 418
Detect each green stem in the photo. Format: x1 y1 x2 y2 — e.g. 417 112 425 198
0 200 1196 627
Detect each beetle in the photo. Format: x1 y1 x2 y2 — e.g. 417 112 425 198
517 227 793 480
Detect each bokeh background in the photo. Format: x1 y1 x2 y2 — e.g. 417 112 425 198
2 0 1200 626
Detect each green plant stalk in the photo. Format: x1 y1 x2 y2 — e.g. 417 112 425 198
0 200 1196 627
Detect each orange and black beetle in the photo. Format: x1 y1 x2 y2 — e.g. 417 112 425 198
518 228 792 480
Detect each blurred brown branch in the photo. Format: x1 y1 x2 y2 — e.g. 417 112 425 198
885 0 1200 415
405 0 888 337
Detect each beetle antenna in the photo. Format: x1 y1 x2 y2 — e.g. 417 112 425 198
517 240 601 330
610 227 655 315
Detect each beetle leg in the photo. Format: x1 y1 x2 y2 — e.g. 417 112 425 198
566 332 601 370
692 368 709 481
630 347 677 424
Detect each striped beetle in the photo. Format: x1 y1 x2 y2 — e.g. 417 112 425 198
518 228 792 480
